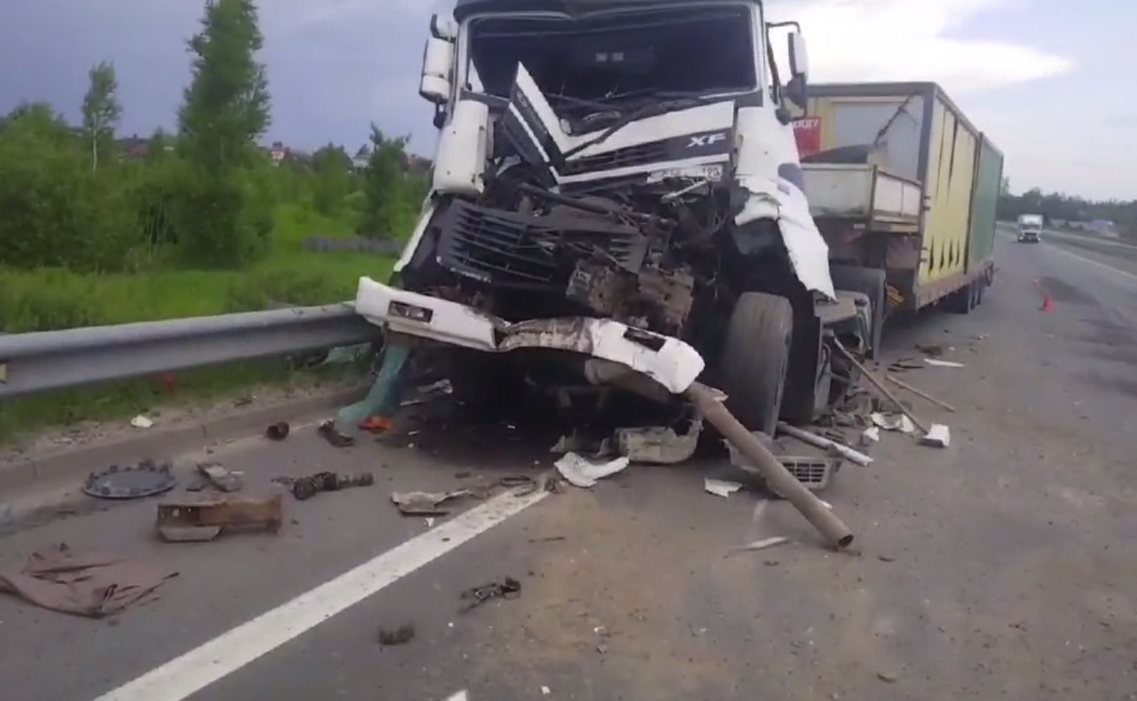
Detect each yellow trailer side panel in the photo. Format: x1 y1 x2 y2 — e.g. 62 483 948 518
917 95 978 286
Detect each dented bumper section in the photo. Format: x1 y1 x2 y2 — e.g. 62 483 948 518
354 276 705 394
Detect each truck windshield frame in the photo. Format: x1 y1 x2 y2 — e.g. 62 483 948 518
454 2 764 112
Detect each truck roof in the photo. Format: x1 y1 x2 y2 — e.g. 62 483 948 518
454 0 758 21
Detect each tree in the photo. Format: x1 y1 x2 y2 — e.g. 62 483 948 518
999 176 1010 197
310 143 353 215
80 61 122 170
358 125 418 240
173 0 273 267
178 0 271 171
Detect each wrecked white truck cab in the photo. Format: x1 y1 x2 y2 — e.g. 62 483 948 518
355 0 872 436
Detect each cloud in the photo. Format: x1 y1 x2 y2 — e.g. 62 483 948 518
766 0 1074 93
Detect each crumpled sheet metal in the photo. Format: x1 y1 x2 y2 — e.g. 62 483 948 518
614 417 703 464
354 277 705 394
0 543 178 618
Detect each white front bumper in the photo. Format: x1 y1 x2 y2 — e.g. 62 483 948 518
354 276 705 394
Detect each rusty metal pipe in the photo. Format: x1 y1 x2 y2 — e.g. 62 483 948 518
686 382 854 550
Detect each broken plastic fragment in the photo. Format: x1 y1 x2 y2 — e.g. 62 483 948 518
130 415 153 429
728 536 789 553
870 412 915 433
860 426 880 446
920 423 951 448
553 452 629 488
704 478 743 498
924 358 964 368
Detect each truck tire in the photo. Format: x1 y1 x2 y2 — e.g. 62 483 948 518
829 265 886 358
947 280 976 314
718 292 794 436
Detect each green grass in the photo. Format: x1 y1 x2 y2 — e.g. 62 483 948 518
0 203 396 441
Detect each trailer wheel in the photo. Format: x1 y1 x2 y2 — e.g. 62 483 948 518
829 265 886 358
718 292 794 436
947 280 975 314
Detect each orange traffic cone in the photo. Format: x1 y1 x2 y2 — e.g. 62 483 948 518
1040 294 1053 312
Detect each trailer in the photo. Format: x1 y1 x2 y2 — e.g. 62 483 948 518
794 82 1002 321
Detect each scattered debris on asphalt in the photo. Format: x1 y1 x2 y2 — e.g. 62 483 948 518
924 358 964 368
0 543 178 618
778 424 873 466
317 419 354 447
688 383 854 550
614 417 702 464
727 536 790 555
156 494 284 542
459 576 522 613
920 424 951 448
82 459 177 500
399 379 453 407
377 622 416 646
280 471 374 501
554 452 629 488
833 338 930 434
264 421 290 441
885 374 956 412
704 477 743 498
550 431 603 455
197 461 243 492
130 415 154 429
859 426 880 446
915 343 946 356
871 412 916 434
594 623 612 653
888 357 924 372
391 489 476 516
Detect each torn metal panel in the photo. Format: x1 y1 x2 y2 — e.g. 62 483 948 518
734 106 835 299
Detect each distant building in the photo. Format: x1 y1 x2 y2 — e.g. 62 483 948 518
267 141 288 163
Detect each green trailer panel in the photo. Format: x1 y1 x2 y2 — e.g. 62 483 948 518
967 134 1003 268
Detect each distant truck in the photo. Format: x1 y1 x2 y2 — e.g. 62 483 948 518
354 0 1002 437
1017 213 1044 243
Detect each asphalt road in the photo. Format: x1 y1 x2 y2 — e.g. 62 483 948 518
3 231 1137 701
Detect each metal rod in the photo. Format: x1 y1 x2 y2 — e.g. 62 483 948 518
687 382 854 550
831 338 929 434
885 373 956 412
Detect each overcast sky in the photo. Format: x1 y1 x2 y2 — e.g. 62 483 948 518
0 0 1127 200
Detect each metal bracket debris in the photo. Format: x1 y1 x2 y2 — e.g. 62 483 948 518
156 494 284 542
459 576 522 613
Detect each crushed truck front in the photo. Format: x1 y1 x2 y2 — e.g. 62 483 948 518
355 0 846 429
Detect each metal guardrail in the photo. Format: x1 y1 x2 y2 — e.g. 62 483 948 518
0 303 380 399
1 222 1119 401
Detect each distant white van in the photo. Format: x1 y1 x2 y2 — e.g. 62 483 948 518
1017 214 1043 243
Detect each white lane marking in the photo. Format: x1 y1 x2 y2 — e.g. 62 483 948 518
1043 241 1137 285
997 229 1137 285
91 489 550 701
